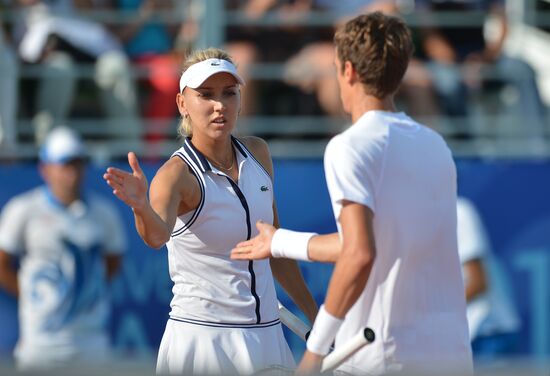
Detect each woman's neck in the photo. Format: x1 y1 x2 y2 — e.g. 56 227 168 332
191 134 235 168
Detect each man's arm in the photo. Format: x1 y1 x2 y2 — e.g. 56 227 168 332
104 254 122 282
0 250 19 296
323 202 375 316
307 233 341 263
298 201 375 374
231 223 341 263
463 258 487 301
457 198 490 302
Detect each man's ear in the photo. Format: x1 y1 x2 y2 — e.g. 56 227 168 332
344 61 358 84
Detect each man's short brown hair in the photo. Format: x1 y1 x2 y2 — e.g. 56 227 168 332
334 12 413 99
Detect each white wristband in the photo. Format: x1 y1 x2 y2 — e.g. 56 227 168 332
271 228 316 262
306 305 343 356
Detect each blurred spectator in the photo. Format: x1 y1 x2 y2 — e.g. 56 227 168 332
105 0 189 144
282 0 400 117
414 0 547 141
223 0 319 117
0 126 126 370
457 197 521 361
11 0 141 147
226 0 375 118
0 19 18 151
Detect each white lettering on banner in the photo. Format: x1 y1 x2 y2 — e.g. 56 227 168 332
114 312 153 355
513 249 550 359
111 257 172 304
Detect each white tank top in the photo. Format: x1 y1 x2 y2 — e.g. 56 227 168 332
166 137 280 328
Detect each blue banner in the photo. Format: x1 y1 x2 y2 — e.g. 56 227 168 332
0 159 548 362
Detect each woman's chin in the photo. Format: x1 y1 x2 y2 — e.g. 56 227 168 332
210 123 234 135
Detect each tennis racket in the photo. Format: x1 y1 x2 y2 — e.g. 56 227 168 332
278 301 311 340
275 302 375 373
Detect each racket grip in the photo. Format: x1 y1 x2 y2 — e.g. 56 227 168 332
321 328 375 372
278 301 311 341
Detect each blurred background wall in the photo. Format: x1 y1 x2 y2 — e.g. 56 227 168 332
0 159 549 363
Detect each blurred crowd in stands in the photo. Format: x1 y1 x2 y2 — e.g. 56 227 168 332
0 0 549 158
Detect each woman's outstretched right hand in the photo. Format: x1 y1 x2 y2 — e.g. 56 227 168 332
103 152 149 211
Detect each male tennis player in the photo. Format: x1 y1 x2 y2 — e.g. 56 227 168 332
232 12 473 375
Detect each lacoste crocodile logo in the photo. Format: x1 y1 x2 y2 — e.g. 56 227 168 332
260 186 269 192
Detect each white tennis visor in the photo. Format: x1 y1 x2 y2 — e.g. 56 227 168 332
179 58 245 92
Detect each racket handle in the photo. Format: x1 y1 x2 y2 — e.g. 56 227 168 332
321 328 375 372
278 301 311 341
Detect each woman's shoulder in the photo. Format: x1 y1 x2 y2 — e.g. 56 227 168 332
154 156 196 186
237 135 268 152
236 136 270 160
235 136 273 177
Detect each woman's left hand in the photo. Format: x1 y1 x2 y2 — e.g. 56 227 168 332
103 152 149 211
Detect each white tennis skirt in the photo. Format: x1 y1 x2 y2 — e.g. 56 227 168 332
156 318 296 375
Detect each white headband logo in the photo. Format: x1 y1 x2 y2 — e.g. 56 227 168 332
179 58 245 92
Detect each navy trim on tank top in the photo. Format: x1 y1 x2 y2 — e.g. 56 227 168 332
183 138 211 172
231 135 248 158
171 152 206 236
169 316 280 329
184 136 249 173
223 175 261 324
233 139 271 180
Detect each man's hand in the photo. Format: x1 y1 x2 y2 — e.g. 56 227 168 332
231 220 276 260
296 350 324 375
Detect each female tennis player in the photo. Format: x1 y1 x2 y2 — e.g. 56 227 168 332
103 47 317 375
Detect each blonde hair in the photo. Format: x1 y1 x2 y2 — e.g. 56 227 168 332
178 48 236 138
